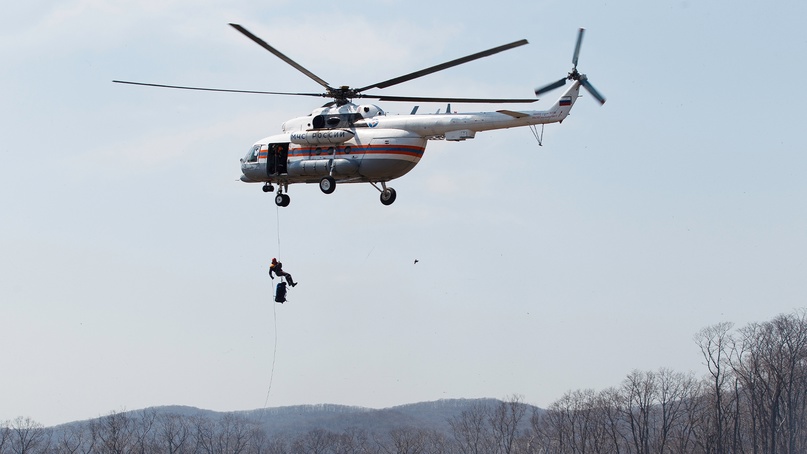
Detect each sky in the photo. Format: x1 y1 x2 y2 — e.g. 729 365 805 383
2 0 806 427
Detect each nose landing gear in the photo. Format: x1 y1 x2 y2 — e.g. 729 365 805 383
274 192 290 207
380 188 396 205
370 181 397 206
270 182 290 206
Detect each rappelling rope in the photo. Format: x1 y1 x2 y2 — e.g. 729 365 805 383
261 300 278 416
260 204 282 419
275 202 282 259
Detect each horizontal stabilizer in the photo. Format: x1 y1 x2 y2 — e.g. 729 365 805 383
497 109 531 119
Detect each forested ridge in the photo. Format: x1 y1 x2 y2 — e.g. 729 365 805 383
3 309 805 453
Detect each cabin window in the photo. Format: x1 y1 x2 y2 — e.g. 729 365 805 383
315 147 322 155
327 147 335 155
343 146 351 154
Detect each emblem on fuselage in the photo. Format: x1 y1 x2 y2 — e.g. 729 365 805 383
289 129 355 145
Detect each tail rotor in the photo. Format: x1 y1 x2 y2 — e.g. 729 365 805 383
534 28 606 105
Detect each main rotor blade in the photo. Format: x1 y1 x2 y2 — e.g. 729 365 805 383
534 77 567 96
229 23 331 89
112 80 326 98
356 39 529 92
572 28 585 68
362 93 538 103
580 78 606 105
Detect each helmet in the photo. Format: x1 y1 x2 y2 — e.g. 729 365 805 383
271 258 277 263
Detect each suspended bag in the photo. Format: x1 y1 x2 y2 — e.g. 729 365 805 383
274 282 287 303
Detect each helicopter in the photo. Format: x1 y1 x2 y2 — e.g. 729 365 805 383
114 24 605 206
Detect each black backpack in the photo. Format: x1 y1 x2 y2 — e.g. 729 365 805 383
274 282 287 303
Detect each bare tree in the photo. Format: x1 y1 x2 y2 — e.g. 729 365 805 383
732 311 807 454
665 377 707 454
193 415 215 454
130 409 158 454
291 428 332 454
621 369 657 454
488 395 526 454
525 409 550 454
93 410 136 454
695 321 735 454
652 368 697 453
155 413 192 454
531 391 587 454
449 402 492 454
263 436 290 454
51 423 96 454
1 422 11 454
7 417 50 454
337 427 377 454
383 427 428 454
244 424 269 454
547 389 599 454
423 429 454 454
220 413 253 454
596 386 631 453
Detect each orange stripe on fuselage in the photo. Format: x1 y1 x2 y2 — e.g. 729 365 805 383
288 144 424 159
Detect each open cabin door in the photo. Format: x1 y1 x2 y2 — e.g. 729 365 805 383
267 142 290 176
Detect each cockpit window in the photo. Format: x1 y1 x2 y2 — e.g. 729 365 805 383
245 145 260 163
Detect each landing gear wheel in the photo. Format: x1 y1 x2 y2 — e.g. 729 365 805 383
262 183 274 193
319 176 336 194
275 193 290 207
380 187 397 205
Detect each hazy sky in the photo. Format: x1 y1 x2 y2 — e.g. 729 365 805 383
2 0 806 426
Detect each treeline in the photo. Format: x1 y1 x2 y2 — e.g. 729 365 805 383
4 410 456 454
531 310 807 454
2 309 805 454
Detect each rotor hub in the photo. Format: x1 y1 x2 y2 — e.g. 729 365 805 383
534 28 606 105
327 86 361 105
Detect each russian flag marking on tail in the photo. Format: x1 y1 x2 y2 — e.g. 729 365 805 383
559 96 572 106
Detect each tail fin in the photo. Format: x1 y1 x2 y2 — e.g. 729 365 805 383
546 81 582 122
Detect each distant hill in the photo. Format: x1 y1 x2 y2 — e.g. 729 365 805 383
52 398 541 439
240 398 514 437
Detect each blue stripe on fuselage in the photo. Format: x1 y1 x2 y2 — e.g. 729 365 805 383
288 144 424 159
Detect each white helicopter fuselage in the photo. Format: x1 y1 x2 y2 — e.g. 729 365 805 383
240 82 581 190
113 24 603 205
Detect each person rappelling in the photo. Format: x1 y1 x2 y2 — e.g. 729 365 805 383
269 258 297 287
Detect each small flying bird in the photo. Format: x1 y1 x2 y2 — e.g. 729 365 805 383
414 259 419 264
